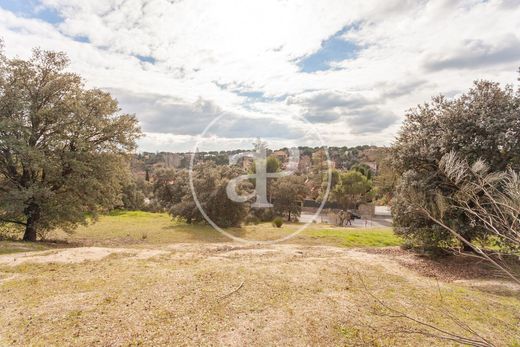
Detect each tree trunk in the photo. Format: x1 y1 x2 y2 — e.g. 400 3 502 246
22 203 40 242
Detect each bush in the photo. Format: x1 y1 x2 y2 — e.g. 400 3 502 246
154 163 252 228
272 217 283 228
251 208 274 222
391 80 520 250
244 214 260 225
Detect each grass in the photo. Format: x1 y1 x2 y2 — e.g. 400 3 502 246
0 211 518 345
303 227 402 247
38 211 400 248
0 241 66 255
0 241 518 346
0 211 401 255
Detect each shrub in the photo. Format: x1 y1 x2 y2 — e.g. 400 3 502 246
391 80 520 251
272 217 283 228
244 215 260 225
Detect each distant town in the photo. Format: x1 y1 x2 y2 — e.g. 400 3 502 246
132 145 384 180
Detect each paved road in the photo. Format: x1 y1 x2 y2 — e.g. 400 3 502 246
299 212 392 228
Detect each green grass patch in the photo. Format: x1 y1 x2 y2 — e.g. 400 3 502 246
303 228 402 247
0 211 402 252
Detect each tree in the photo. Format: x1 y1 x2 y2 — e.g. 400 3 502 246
121 177 152 211
372 149 398 204
351 163 372 179
251 155 281 206
271 175 308 221
307 148 330 199
396 152 520 282
0 47 140 241
332 170 372 210
392 80 520 250
154 163 252 227
436 153 520 254
311 148 328 174
153 168 193 217
251 155 280 174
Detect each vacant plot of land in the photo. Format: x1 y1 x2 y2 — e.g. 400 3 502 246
0 212 518 346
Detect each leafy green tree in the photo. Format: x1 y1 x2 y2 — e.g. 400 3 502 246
392 80 520 250
329 169 340 188
271 175 308 221
311 149 328 174
0 47 140 241
351 163 372 179
251 155 280 174
153 168 192 216
251 155 281 206
332 170 372 210
372 150 398 204
121 177 152 211
307 149 330 199
154 163 251 227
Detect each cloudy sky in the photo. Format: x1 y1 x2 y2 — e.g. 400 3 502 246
1 0 519 152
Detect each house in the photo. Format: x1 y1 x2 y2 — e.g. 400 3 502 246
272 150 288 162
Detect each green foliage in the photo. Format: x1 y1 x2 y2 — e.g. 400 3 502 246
251 155 280 174
272 216 283 228
371 149 398 204
329 169 340 188
154 163 252 228
350 163 372 179
271 175 308 221
250 207 274 222
244 214 261 225
392 171 455 251
332 170 372 209
266 155 281 174
121 178 152 211
0 47 141 241
392 80 520 250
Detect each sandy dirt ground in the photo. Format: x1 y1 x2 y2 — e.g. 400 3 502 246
0 247 169 266
0 243 518 346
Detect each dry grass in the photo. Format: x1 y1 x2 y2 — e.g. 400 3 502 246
0 244 518 346
0 212 518 346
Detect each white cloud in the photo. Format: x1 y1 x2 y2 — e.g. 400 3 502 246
0 0 519 151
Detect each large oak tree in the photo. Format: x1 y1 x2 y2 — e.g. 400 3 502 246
0 47 141 241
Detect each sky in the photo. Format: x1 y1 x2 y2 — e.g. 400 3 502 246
0 0 519 152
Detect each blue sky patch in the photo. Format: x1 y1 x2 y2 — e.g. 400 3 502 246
237 90 265 99
72 36 90 44
135 55 156 64
297 25 359 73
0 0 62 24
